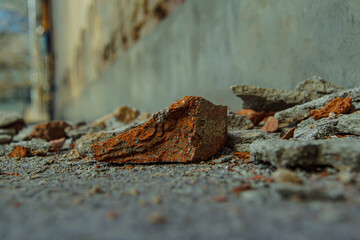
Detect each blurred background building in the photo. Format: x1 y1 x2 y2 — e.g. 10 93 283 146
1 0 360 122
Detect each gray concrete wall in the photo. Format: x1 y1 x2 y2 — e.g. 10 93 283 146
59 0 360 121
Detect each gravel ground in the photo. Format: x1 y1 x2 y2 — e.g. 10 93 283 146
1 150 359 240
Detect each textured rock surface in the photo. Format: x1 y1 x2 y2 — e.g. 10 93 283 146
29 121 71 141
91 96 227 163
311 97 352 120
92 105 140 128
294 113 360 140
337 113 360 135
294 76 344 94
226 129 277 152
0 111 25 133
231 78 343 112
250 138 360 169
275 88 360 123
227 112 253 130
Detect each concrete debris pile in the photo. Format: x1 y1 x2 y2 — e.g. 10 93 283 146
0 76 359 170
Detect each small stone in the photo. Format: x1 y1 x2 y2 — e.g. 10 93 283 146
237 109 256 116
231 184 252 194
273 168 304 185
7 146 28 158
151 196 162 204
0 111 24 132
0 134 13 144
73 197 84 206
311 97 352 120
91 185 103 194
49 137 66 152
337 113 360 136
92 105 140 128
91 96 227 163
106 210 118 220
29 121 71 141
147 213 167 224
281 127 296 140
212 195 228 202
261 117 279 133
227 111 253 130
233 152 250 160
247 111 274 126
128 189 139 196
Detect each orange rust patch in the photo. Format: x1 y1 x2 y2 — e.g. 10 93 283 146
233 152 250 160
91 96 227 164
311 97 352 120
7 146 28 158
231 184 252 194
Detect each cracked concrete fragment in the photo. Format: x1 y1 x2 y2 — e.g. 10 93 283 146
227 111 253 130
275 87 360 124
231 77 343 112
336 113 360 135
91 96 227 163
227 129 277 152
250 138 360 170
294 118 339 140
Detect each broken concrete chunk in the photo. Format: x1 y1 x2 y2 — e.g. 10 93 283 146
294 118 339 140
226 129 277 152
29 121 71 141
227 111 253 130
337 113 360 135
8 139 51 157
231 78 342 112
273 168 304 185
91 96 227 163
231 85 313 112
294 76 344 94
250 138 360 169
0 111 25 133
275 87 360 124
311 97 352 120
0 129 16 144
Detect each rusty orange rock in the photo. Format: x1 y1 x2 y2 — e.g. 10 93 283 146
91 96 227 163
49 137 66 152
8 146 28 158
261 116 279 133
237 109 256 116
29 121 70 141
311 97 352 120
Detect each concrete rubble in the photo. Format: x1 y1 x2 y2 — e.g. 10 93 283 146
0 78 360 239
231 76 344 112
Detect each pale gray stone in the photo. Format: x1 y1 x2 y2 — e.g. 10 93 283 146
250 138 360 169
337 113 360 135
0 134 12 144
227 112 253 130
294 118 339 140
0 111 23 128
231 77 343 112
227 129 277 152
294 76 344 94
11 139 50 151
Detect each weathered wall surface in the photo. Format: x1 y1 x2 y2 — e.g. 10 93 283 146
52 0 185 119
58 0 360 121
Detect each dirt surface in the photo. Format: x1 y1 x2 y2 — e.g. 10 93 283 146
1 150 359 240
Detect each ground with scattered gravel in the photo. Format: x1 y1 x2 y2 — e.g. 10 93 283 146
1 149 359 240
